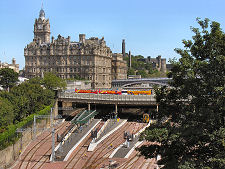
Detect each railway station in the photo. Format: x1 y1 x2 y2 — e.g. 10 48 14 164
11 91 160 169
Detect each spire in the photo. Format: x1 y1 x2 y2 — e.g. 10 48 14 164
39 2 45 20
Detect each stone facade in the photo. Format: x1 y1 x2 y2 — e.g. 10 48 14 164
112 53 127 80
24 8 127 89
0 58 19 73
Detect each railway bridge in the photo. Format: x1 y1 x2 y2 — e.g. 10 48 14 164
57 92 157 115
112 77 171 88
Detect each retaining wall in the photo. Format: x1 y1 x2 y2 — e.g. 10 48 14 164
0 101 58 169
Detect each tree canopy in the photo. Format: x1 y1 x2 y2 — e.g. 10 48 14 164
41 72 66 90
138 18 225 169
0 68 18 91
0 97 14 129
0 76 56 129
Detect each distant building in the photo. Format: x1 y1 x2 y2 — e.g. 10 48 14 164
112 53 127 80
138 55 167 73
24 7 127 89
0 58 19 73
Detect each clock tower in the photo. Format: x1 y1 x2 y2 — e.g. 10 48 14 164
34 7 50 43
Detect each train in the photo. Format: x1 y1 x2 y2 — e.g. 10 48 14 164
143 113 150 123
75 89 152 95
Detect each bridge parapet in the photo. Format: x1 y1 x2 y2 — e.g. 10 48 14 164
58 92 156 105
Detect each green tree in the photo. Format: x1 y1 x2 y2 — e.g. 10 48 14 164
0 97 14 129
138 18 225 169
137 70 148 78
0 80 55 122
127 68 135 75
10 82 54 121
0 68 18 91
41 72 66 90
28 77 42 85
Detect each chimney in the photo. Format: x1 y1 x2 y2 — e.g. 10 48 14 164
122 39 125 57
51 36 54 43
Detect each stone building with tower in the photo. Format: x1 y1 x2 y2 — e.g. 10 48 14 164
122 39 169 73
24 7 127 89
146 55 167 73
0 58 19 73
136 55 167 73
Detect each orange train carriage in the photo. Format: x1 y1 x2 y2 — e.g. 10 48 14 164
75 89 98 94
75 89 152 95
127 90 152 95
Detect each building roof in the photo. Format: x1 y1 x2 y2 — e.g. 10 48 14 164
39 7 45 20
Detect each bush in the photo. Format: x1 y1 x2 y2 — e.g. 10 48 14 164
0 105 52 150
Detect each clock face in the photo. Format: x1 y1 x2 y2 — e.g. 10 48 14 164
37 24 42 29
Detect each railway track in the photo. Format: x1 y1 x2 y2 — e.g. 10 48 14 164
30 109 87 169
28 108 86 169
84 122 146 169
13 121 69 169
117 144 156 169
63 121 105 168
81 122 132 169
13 117 151 169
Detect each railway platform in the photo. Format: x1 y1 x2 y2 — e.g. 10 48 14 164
111 136 141 158
54 119 101 161
88 119 126 151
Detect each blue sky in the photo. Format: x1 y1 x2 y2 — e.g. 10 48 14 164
0 0 225 69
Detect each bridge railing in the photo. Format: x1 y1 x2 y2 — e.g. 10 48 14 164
58 92 156 102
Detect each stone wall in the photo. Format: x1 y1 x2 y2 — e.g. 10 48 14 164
0 103 58 169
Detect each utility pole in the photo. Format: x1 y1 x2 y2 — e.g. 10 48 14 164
51 108 55 162
33 115 36 139
32 108 56 162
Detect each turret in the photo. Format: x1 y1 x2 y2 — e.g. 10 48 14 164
161 59 166 73
12 58 16 65
33 5 50 43
79 34 86 43
157 55 162 71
